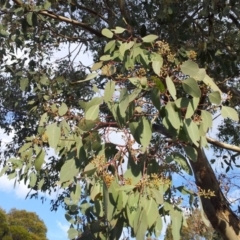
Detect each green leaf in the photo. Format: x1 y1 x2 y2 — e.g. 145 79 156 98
203 74 221 93
83 162 97 176
104 40 116 53
91 61 103 71
0 165 8 177
152 59 163 76
173 152 192 175
90 182 102 201
119 88 129 117
171 207 183 240
154 216 163 238
77 72 98 83
58 103 68 116
78 118 96 131
165 102 181 129
38 178 44 190
183 145 197 162
183 119 200 147
140 117 152 149
201 110 212 132
60 159 79 183
209 91 221 104
20 78 29 91
142 34 158 43
182 78 201 98
29 172 37 187
112 26 126 33
85 105 99 120
67 228 78 239
70 183 81 204
144 198 159 228
39 113 48 127
129 122 141 144
101 28 113 38
175 98 189 109
35 149 45 171
166 76 177 100
181 60 199 77
151 88 161 110
46 123 61 149
44 0 51 9
221 106 239 121
185 97 199 119
26 12 33 26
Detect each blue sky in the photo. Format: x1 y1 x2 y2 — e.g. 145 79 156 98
0 174 69 240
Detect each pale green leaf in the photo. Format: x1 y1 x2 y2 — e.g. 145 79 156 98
77 72 98 82
83 162 97 176
70 183 81 204
203 74 221 93
67 228 78 239
166 76 176 100
154 216 163 238
46 123 61 149
43 0 51 9
183 119 200 147
185 97 199 118
35 149 45 171
221 106 239 121
112 26 126 34
152 59 163 76
58 103 68 116
60 159 79 183
183 145 197 162
142 34 158 43
20 78 29 91
140 117 152 149
101 28 113 38
165 102 181 129
26 12 33 26
145 198 159 228
201 110 212 132
171 207 183 240
181 60 199 77
38 178 44 190
29 172 37 187
104 40 116 53
182 78 201 98
85 105 99 120
173 152 192 175
209 91 221 104
91 61 103 71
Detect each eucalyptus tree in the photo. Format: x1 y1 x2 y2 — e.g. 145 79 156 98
0 0 240 239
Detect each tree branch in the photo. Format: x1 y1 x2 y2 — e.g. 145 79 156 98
12 0 103 38
152 123 240 153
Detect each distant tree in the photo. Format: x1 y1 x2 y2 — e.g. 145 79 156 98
0 208 10 239
164 209 223 240
7 209 48 240
0 208 48 240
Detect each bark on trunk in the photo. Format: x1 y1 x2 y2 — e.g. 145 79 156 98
190 148 240 240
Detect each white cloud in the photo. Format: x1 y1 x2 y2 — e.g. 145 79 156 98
57 220 69 236
0 174 30 199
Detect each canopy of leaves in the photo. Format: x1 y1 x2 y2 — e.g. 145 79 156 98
0 0 240 240
0 208 48 240
164 209 223 240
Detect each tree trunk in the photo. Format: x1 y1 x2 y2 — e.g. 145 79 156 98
190 148 240 240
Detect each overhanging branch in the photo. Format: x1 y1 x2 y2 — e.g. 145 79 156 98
12 0 103 38
152 123 240 153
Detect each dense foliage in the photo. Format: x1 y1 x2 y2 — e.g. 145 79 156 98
0 208 48 240
0 0 240 239
164 209 223 240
